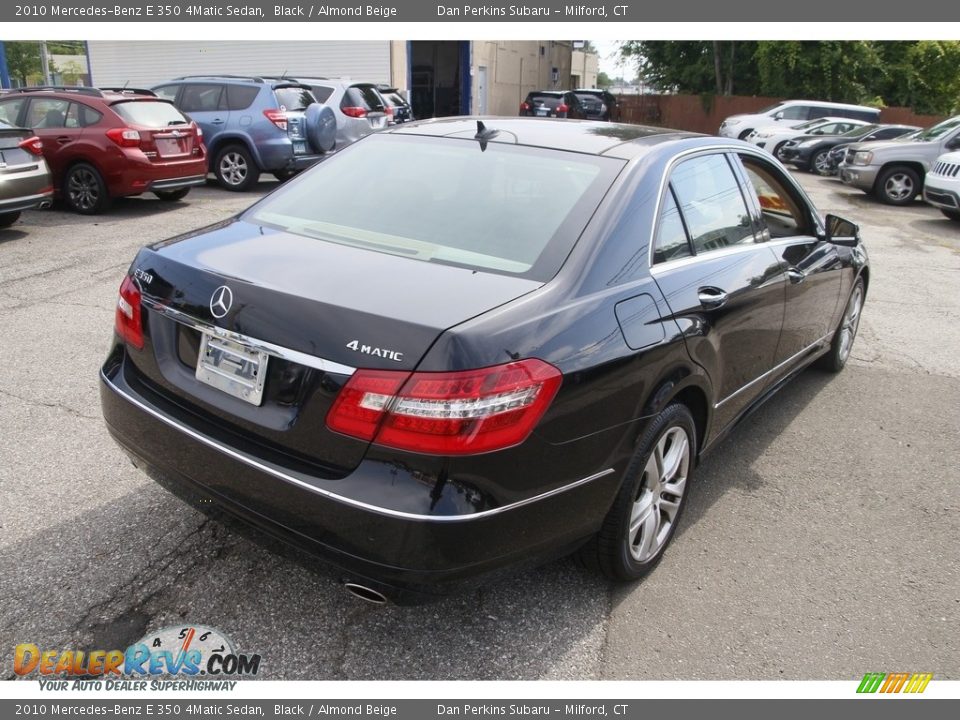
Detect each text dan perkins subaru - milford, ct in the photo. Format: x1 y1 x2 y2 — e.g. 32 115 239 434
100 118 869 604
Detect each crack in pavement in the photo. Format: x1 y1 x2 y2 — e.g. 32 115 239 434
0 388 99 421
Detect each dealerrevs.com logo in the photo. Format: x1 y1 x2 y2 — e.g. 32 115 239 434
14 625 261 691
856 672 933 694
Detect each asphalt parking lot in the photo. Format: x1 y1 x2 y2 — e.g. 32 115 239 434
1 171 958 681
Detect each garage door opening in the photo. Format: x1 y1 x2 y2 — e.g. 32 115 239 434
409 41 471 119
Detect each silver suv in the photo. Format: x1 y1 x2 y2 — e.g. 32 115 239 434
839 115 960 205
273 78 389 150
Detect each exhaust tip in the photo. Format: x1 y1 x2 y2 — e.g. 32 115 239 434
38 201 52 209
343 582 388 605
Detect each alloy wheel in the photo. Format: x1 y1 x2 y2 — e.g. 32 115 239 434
219 152 249 186
813 151 833 175
68 168 100 211
628 426 691 563
838 285 863 363
884 172 915 202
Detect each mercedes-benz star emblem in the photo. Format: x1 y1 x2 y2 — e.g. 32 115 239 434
210 285 233 319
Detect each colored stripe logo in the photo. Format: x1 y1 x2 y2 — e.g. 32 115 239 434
857 672 932 694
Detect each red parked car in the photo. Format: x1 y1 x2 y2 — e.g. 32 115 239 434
0 86 207 214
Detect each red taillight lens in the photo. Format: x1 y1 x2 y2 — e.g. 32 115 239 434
18 136 44 155
341 106 368 119
192 121 203 139
520 102 530 112
115 275 143 350
557 104 569 114
263 109 288 130
327 359 562 455
385 106 395 117
106 128 141 148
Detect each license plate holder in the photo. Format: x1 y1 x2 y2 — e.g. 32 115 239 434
196 332 269 406
156 138 186 157
293 140 307 154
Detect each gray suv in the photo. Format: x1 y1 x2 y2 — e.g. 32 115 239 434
276 78 389 150
153 75 336 191
839 115 960 205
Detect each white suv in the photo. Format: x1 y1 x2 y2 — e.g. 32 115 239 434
719 100 880 140
923 151 960 221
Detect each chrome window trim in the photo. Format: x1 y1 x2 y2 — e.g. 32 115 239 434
142 297 357 376
647 144 825 274
714 332 833 409
102 369 613 523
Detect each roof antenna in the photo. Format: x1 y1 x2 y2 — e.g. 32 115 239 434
475 120 499 152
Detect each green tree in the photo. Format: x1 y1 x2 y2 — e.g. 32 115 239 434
754 41 882 103
619 41 760 95
597 71 612 88
4 41 42 86
874 41 960 115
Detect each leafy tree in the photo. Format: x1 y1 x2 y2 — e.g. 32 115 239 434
753 41 882 103
4 41 42 86
597 71 612 88
619 41 759 95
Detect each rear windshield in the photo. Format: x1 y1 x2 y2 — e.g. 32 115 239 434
273 87 316 112
529 94 564 109
111 100 189 127
343 85 385 112
246 134 622 280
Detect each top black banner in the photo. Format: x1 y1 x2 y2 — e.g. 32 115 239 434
7 0 960 22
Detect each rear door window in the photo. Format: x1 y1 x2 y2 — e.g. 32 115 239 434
64 103 100 128
26 98 71 129
669 154 755 254
179 84 225 113
778 105 809 120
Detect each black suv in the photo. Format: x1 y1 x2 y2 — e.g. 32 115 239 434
575 89 620 122
520 91 587 119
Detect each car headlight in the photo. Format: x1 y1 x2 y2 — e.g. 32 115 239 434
797 139 820 148
852 151 874 165
756 132 772 138
725 119 741 126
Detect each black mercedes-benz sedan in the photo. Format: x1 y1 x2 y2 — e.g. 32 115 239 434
100 118 869 604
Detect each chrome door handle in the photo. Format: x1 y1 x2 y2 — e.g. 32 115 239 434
698 287 728 308
210 119 225 125
786 268 806 284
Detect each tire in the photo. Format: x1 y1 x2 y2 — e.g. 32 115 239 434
0 211 21 228
579 403 696 581
153 188 191 202
940 209 960 222
64 163 111 215
214 144 259 192
812 149 835 176
304 102 337 153
818 277 865 373
272 170 298 182
875 166 920 206
774 142 789 161
738 129 754 141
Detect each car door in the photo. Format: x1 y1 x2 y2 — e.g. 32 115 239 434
650 152 786 432
733 152 844 370
23 97 77 181
173 83 228 139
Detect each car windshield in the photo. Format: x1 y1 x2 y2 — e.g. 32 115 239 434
913 117 960 141
274 87 316 111
111 100 190 126
245 134 622 280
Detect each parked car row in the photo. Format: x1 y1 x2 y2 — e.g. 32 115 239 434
721 100 960 221
0 77 416 220
519 88 620 122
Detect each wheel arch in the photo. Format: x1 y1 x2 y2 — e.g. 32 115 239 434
873 161 925 192
641 371 713 458
206 133 260 169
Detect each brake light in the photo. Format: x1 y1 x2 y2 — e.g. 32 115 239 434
18 136 44 155
520 102 530 112
192 121 203 139
327 359 562 455
263 109 288 130
115 275 144 350
557 104 570 114
341 106 368 119
385 105 395 118
106 128 141 148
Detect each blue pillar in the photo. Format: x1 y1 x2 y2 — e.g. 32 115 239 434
0 41 11 89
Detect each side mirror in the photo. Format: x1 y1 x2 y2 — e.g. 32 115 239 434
773 111 784 121
823 214 860 246
945 136 960 151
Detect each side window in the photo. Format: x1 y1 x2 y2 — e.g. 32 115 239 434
65 103 102 128
179 84 224 113
670 154 754 254
653 188 693 264
26 98 71 129
311 85 334 103
805 106 830 120
226 84 260 111
779 105 808 120
0 97 28 126
153 85 179 102
738 155 811 239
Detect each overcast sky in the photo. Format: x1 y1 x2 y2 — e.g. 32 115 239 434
592 40 634 79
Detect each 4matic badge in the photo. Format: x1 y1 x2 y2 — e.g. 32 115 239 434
346 340 403 362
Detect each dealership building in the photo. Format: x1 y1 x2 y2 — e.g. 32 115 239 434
85 40 596 118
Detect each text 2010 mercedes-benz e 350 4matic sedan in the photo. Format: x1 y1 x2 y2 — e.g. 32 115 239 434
100 118 869 604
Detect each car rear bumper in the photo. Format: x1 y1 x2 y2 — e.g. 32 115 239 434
0 189 54 213
148 175 208 192
0 159 53 211
99 350 621 602
108 153 209 197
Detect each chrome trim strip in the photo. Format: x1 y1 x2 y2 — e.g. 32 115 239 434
142 298 357 376
102 369 615 522
714 332 833 409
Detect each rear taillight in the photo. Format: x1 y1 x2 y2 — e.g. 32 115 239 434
520 102 530 112
115 275 143 350
557 104 570 114
18 136 44 155
326 359 562 455
106 128 141 148
192 121 203 139
385 106 395 118
341 106 368 119
263 109 288 131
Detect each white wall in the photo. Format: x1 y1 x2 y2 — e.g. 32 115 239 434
87 41 392 87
